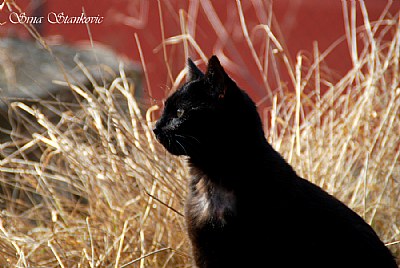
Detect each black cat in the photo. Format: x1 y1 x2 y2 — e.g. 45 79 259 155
153 56 397 268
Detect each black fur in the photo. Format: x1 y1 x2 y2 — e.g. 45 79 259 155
153 56 397 268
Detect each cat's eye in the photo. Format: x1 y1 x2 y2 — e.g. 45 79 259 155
176 108 184 118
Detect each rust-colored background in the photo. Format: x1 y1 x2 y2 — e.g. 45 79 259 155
1 0 398 104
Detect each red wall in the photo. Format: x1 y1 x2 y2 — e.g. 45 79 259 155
1 0 398 103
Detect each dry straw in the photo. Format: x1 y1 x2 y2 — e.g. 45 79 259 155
0 1 399 267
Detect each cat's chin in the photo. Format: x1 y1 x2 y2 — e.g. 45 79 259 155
165 147 187 156
155 133 192 156
157 138 189 156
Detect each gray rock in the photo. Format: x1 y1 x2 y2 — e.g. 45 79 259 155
0 38 142 140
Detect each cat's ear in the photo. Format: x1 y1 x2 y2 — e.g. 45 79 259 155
186 58 204 82
205 55 228 99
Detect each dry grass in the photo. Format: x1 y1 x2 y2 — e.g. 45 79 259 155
0 1 399 267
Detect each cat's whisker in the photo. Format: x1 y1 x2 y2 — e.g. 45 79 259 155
174 134 202 154
175 134 201 147
174 139 188 155
167 135 172 151
179 134 201 145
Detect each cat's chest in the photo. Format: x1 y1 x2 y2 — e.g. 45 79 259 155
186 175 237 227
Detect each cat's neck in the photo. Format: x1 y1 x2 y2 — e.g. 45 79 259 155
187 130 296 189
188 135 268 180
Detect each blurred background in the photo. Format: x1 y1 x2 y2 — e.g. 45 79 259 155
1 0 399 104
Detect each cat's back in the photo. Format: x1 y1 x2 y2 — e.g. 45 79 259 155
237 148 397 267
284 176 397 267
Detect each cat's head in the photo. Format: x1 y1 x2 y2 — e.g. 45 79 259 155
153 55 260 157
